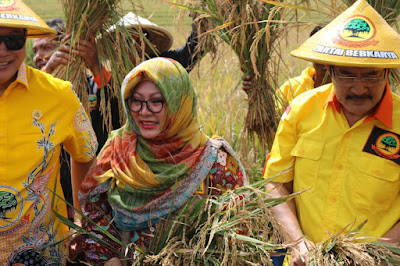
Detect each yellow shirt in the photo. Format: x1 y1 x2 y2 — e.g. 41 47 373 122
276 66 315 115
0 64 97 263
264 83 400 243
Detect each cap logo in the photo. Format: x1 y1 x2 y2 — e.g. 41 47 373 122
334 15 378 48
0 0 18 11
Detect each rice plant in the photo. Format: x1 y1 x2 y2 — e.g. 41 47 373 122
141 178 297 265
53 0 140 130
308 221 400 266
53 177 298 264
172 0 311 149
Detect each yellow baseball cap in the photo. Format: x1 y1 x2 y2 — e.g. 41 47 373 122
0 0 56 37
291 0 400 68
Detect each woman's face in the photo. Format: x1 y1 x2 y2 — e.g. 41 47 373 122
129 80 168 139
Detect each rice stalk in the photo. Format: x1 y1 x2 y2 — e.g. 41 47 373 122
173 0 311 149
308 221 400 265
141 178 300 265
53 0 141 131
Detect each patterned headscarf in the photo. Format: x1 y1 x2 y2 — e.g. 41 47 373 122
79 58 210 230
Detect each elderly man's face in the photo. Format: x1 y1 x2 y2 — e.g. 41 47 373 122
32 36 58 69
331 66 388 120
0 27 26 90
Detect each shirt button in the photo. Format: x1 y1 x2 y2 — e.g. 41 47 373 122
337 164 343 170
344 132 351 138
331 197 337 202
300 150 304 155
375 170 381 175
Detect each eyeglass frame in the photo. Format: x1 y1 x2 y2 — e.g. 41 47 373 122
329 66 388 84
126 97 165 114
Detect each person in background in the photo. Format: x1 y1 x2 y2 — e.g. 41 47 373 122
264 0 400 264
273 26 331 114
105 11 202 72
242 25 331 116
68 58 247 265
0 0 97 264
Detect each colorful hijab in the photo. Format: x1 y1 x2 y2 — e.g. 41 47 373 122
79 58 213 230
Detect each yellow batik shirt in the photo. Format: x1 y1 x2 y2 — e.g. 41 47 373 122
0 64 97 264
264 83 400 244
276 66 315 115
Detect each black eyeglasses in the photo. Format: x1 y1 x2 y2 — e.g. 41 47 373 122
0 35 26 50
127 98 165 113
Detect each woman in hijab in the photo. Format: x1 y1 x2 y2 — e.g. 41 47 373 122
69 57 247 264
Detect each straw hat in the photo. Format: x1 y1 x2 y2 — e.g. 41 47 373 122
0 0 56 37
110 12 173 54
291 0 400 68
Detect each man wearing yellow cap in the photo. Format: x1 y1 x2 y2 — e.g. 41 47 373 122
264 0 400 264
0 0 97 264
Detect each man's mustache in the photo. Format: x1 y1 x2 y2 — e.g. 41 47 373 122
346 94 372 100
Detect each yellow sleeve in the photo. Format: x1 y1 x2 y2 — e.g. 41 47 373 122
263 105 298 183
62 86 98 162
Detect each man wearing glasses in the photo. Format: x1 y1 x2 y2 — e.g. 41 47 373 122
263 0 400 265
0 1 97 264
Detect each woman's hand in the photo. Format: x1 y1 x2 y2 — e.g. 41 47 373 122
290 238 311 266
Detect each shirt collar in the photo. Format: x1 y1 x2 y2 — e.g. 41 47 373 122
326 83 393 129
15 63 29 90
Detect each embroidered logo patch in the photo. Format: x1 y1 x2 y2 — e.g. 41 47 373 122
363 126 400 165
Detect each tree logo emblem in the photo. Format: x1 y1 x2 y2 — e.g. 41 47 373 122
0 186 23 230
373 133 400 159
335 15 378 48
344 19 371 39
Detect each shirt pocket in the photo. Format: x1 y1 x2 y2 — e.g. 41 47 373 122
353 156 400 211
291 138 324 194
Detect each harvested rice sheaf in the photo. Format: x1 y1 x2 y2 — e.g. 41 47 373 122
174 0 299 149
141 179 297 265
308 225 400 266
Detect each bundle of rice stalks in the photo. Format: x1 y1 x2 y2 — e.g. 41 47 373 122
140 178 299 265
53 0 140 130
173 0 302 149
308 221 400 265
53 178 298 264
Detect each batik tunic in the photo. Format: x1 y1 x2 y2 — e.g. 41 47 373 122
0 64 97 264
70 58 247 264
